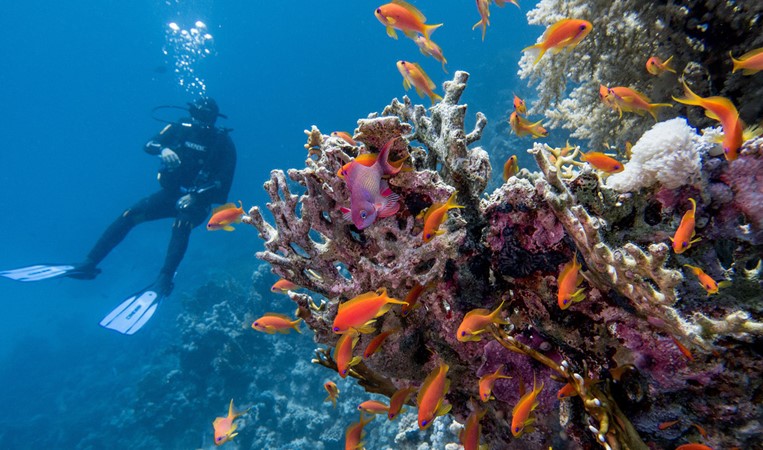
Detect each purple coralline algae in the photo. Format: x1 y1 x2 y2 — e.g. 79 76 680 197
245 72 763 449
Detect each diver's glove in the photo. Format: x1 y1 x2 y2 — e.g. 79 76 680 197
176 193 196 212
160 148 181 169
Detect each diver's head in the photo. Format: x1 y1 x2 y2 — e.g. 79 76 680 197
188 97 220 126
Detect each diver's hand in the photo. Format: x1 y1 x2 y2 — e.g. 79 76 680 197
176 194 195 212
160 148 181 168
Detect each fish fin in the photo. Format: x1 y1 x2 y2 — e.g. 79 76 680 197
386 26 398 39
717 280 732 289
340 207 353 221
742 68 758 75
377 197 400 219
223 225 235 232
437 403 452 416
743 124 763 141
402 77 411 90
392 0 426 21
423 23 443 41
212 202 237 214
349 356 363 367
414 86 425 98
403 29 418 40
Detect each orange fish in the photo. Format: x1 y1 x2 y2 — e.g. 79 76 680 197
675 445 712 450
397 60 443 104
672 80 760 160
479 366 511 402
691 423 708 439
358 400 390 415
646 55 676 75
324 381 340 408
456 300 509 342
503 155 519 181
459 408 487 450
332 131 358 146
557 255 584 309
557 382 577 400
363 327 399 358
683 264 726 295
251 313 302 334
401 283 427 315
335 330 362 378
472 0 491 41
603 85 672 120
213 399 249 446
388 386 416 420
511 375 544 437
207 201 245 231
415 35 448 73
513 94 527 115
332 287 406 334
509 111 548 138
730 47 763 75
523 18 593 66
671 336 694 361
658 419 680 430
670 198 700 254
345 413 374 450
580 151 624 173
271 278 299 293
417 362 452 429
421 190 464 242
375 0 442 41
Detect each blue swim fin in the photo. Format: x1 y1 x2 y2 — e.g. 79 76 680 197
0 263 101 282
99 285 164 335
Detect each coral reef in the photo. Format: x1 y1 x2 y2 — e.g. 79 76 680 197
246 71 763 449
519 0 763 149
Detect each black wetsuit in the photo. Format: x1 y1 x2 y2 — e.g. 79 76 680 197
83 118 236 290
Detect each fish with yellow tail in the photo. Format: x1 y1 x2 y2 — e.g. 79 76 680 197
344 413 374 450
509 111 548 138
557 255 584 310
503 155 519 181
388 386 416 420
460 406 488 450
523 18 592 66
415 35 448 73
418 362 452 430
397 60 442 104
335 330 362 378
730 47 763 75
324 381 340 408
332 287 406 334
673 80 761 160
358 400 390 415
601 85 672 120
511 374 544 437
207 201 245 231
420 190 464 242
646 55 676 75
375 0 442 41
683 264 729 295
580 151 624 173
670 198 700 254
456 300 509 342
270 278 298 294
212 399 250 446
479 366 512 401
251 313 302 334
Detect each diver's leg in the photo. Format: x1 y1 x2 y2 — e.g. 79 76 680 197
69 191 177 279
153 201 210 295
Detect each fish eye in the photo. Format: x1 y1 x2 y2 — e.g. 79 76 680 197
723 147 730 154
376 8 381 13
515 426 521 432
425 233 431 239
342 369 347 375
253 322 259 326
614 165 620 170
682 241 688 248
422 420 428 426
360 211 367 219
564 299 569 305
461 331 466 336
216 437 223 442
580 24 587 30
357 405 362 410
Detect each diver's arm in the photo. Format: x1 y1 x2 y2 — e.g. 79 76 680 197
144 123 181 155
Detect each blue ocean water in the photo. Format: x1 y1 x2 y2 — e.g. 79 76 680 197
0 1 535 448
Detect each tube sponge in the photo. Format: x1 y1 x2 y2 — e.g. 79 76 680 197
606 117 708 192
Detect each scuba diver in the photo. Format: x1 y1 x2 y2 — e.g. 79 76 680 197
0 97 237 335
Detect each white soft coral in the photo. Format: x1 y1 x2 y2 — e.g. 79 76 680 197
606 117 710 192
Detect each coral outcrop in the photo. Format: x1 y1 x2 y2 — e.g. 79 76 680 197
246 72 762 449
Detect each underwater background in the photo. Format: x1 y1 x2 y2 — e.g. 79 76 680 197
0 0 530 448
2 0 762 449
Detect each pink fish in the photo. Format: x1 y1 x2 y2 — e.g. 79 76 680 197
340 139 400 229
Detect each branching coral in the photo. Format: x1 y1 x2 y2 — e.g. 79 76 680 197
246 71 763 449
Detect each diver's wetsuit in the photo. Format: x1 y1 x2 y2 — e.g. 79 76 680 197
82 118 236 293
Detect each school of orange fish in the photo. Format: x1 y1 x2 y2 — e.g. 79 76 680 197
203 0 763 448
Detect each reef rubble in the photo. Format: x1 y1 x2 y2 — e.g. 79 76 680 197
245 71 763 449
